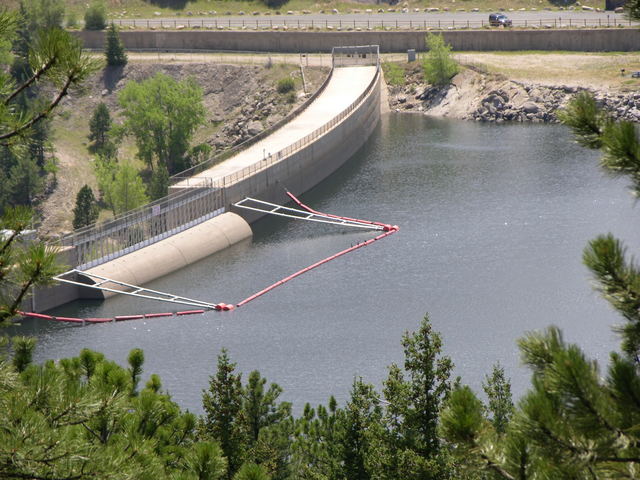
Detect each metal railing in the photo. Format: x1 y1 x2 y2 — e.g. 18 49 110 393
171 62 335 182
187 46 380 190
111 16 636 30
55 178 224 269
52 47 381 270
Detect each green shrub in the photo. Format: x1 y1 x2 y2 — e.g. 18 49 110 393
84 0 107 30
382 62 405 86
277 77 295 94
285 91 296 104
422 33 458 86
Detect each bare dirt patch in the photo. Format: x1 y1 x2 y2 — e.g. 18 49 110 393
454 52 640 91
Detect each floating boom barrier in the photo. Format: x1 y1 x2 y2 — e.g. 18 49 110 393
18 192 398 324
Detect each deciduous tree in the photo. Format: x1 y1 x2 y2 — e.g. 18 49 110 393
117 72 206 174
422 33 458 87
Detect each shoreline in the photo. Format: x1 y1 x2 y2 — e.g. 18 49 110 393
386 66 640 123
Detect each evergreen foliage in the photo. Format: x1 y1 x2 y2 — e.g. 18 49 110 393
0 9 98 212
7 155 44 206
117 72 206 175
556 91 608 149
88 102 116 160
422 33 458 87
84 0 107 30
149 164 170 200
72 184 99 229
625 0 640 20
89 102 112 152
201 349 246 479
0 206 64 324
105 22 127 66
276 77 294 94
0 346 220 479
482 363 513 434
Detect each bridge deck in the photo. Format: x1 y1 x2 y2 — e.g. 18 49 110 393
176 65 377 185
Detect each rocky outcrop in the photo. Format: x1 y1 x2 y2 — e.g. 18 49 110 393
389 68 640 124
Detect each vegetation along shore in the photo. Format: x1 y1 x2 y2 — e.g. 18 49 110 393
2 0 640 479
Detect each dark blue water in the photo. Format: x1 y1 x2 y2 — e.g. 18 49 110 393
13 114 639 413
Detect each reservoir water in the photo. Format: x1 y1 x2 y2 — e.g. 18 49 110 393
13 114 640 413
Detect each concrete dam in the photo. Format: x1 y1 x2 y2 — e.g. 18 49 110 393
31 46 382 313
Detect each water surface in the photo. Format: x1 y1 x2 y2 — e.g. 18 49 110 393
14 114 639 412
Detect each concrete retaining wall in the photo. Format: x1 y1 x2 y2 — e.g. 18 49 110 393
76 28 640 53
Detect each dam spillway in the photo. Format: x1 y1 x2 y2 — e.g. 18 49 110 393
34 46 382 312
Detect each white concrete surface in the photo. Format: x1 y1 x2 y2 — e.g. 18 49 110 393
176 65 377 186
82 212 252 298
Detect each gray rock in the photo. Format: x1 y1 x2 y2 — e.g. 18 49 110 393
247 120 264 136
523 102 539 114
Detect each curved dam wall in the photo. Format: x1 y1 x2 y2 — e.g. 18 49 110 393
32 62 381 309
226 67 381 221
76 28 640 53
79 212 252 299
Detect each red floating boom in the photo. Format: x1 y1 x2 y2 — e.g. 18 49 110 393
236 191 399 308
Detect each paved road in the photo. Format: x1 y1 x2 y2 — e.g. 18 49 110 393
174 65 377 187
113 10 634 29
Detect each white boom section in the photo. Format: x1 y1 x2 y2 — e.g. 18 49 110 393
54 269 217 309
233 198 384 231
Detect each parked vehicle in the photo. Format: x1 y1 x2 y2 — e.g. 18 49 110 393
632 71 640 78
489 13 513 27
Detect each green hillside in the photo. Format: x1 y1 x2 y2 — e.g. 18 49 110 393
5 0 608 19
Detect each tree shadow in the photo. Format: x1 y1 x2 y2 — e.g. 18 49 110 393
547 0 577 6
145 0 192 9
102 65 125 92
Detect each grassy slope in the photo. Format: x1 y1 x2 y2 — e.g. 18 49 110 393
5 0 608 18
382 51 640 90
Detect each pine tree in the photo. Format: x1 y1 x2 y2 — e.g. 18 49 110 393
72 185 99 229
482 363 513 434
242 370 291 446
625 0 640 20
88 102 112 152
201 349 247 479
105 22 127 67
8 155 44 207
340 379 381 480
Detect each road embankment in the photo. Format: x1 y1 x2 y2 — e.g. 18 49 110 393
75 28 640 53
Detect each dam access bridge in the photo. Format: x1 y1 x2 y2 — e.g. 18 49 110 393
35 45 383 313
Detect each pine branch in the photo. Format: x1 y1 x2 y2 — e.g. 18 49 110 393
0 72 75 142
479 451 516 480
4 56 57 106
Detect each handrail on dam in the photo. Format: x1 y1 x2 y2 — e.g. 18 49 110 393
50 46 381 271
